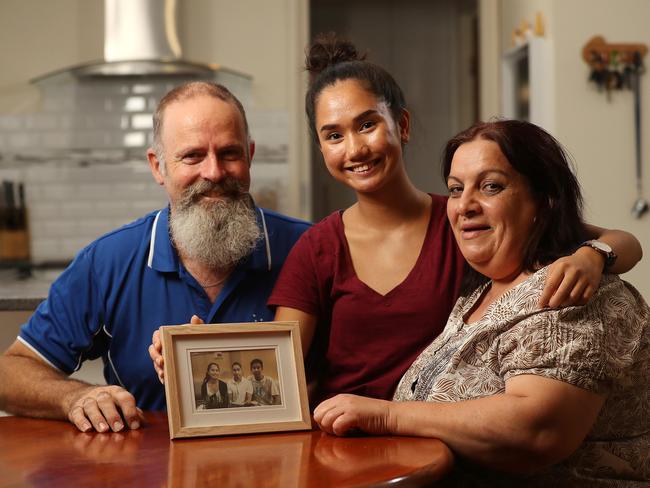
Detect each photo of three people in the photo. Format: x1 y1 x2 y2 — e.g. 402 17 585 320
190 349 282 410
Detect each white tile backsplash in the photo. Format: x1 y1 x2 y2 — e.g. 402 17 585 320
124 96 147 112
25 114 59 130
40 132 72 149
0 115 24 130
8 133 35 148
27 203 61 220
123 132 146 147
0 161 167 263
30 239 62 261
92 200 131 218
131 114 153 130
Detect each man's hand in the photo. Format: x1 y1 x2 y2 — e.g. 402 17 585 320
1 340 144 432
64 384 144 433
149 329 165 384
313 394 393 437
149 315 205 384
538 247 603 308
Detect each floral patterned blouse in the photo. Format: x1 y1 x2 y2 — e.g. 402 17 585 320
394 267 650 485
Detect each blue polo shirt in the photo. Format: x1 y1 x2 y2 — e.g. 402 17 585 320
18 206 310 411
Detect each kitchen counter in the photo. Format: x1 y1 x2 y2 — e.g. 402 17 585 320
0 268 62 311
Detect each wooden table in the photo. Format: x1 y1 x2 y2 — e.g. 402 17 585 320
0 412 453 487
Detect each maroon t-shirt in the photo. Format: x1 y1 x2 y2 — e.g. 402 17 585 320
268 194 465 403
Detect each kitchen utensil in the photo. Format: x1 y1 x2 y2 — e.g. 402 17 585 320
17 182 26 229
631 52 649 219
2 180 16 229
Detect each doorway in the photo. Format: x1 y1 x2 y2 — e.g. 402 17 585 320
309 0 478 220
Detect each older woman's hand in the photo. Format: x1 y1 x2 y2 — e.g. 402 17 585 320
313 394 393 436
538 247 604 308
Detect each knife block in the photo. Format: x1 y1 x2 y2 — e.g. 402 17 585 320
0 209 30 262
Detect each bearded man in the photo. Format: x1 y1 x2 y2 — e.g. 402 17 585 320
0 82 309 433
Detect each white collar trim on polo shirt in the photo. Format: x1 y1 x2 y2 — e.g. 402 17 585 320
258 208 272 271
147 210 162 269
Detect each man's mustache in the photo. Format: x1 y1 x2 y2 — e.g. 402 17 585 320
180 178 247 206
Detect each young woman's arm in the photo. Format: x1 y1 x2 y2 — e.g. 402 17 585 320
274 306 317 357
539 225 642 308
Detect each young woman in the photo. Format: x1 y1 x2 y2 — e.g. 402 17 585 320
268 36 642 405
198 362 229 409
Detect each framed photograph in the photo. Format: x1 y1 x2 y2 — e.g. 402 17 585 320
161 321 311 439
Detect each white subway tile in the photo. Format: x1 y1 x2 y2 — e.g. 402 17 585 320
0 115 24 130
38 184 75 201
131 114 153 129
61 201 95 217
132 84 155 94
27 203 62 220
25 114 59 130
92 200 130 218
30 239 63 263
39 220 78 238
40 132 72 149
75 182 114 199
124 96 146 112
123 132 146 147
8 133 35 149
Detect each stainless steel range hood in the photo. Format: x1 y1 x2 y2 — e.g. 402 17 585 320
34 0 220 80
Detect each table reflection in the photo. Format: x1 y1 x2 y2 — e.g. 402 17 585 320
169 432 310 487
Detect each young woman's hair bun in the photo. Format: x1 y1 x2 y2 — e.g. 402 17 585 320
305 32 365 76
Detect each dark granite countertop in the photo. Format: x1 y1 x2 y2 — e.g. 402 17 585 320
0 269 62 311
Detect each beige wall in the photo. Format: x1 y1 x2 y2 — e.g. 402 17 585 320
482 0 650 296
0 0 102 93
552 0 650 295
0 0 102 112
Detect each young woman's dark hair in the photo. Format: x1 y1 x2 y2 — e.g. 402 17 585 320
305 33 407 143
443 120 589 286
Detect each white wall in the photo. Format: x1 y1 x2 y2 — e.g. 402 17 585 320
482 0 650 296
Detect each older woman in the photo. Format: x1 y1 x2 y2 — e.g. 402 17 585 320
313 120 649 484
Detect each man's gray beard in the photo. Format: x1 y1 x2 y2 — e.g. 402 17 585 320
169 179 262 271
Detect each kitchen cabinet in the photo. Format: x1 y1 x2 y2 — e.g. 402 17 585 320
502 37 555 132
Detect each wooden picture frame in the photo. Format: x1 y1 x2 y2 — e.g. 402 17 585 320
161 321 311 439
